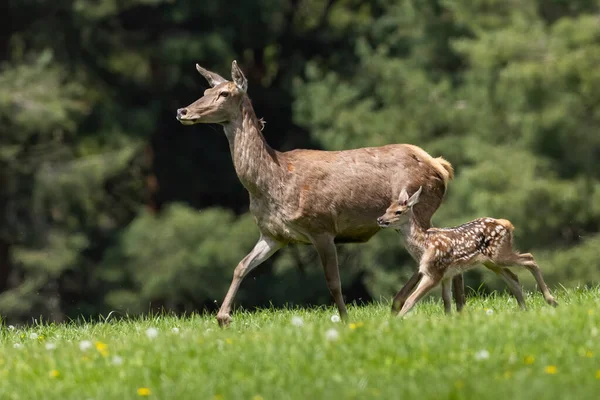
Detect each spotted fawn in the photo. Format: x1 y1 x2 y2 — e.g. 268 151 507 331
377 186 558 317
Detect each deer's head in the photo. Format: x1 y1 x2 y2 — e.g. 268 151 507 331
176 60 248 125
377 186 422 228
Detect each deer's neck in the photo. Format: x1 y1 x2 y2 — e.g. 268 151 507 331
398 217 430 261
223 97 283 198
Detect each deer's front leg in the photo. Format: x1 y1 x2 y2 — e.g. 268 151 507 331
391 270 422 315
216 235 284 327
397 273 440 318
311 234 348 322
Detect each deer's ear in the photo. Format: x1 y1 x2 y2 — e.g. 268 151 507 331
398 188 409 205
407 186 423 207
196 64 227 87
231 60 248 93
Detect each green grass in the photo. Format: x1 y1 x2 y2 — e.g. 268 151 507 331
1 288 600 400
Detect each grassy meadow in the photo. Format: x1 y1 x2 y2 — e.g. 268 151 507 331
1 287 599 400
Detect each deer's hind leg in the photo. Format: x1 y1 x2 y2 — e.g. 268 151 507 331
484 262 527 310
494 237 558 307
509 253 558 307
451 274 466 312
441 279 453 314
310 234 349 322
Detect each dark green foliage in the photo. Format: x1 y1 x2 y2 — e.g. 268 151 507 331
1 0 599 323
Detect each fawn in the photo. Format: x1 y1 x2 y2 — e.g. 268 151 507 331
377 186 558 317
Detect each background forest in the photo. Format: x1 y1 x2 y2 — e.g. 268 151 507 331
2 0 600 324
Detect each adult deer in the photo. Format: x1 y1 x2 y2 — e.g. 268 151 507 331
176 60 462 327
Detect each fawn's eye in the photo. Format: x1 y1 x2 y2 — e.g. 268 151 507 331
219 91 230 98
395 210 403 216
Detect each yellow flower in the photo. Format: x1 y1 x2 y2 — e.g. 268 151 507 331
595 370 600 379
349 322 364 330
544 365 557 375
588 309 594 316
49 369 60 378
585 350 594 358
225 338 233 344
137 387 151 396
503 371 512 379
524 355 535 365
38 335 45 342
252 396 264 400
212 395 224 400
95 341 109 357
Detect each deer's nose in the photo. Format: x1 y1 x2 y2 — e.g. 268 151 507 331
177 108 188 118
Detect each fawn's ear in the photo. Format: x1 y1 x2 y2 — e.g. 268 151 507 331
407 186 423 207
398 188 409 205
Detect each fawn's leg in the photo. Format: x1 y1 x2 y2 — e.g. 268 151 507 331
452 274 466 312
217 235 284 327
391 271 422 315
441 279 452 315
310 234 349 322
512 253 558 307
397 274 440 318
484 262 527 310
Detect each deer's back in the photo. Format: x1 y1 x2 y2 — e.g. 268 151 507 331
426 218 513 271
257 144 449 243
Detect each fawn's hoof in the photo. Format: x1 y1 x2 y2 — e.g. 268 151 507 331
217 313 232 327
547 297 559 307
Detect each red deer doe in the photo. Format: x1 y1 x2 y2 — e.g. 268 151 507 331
377 186 559 317
176 60 465 327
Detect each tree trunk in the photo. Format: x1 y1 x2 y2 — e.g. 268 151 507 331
0 238 11 293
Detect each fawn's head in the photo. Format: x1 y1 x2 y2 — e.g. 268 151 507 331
377 186 422 228
176 60 248 125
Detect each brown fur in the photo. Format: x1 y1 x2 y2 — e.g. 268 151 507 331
176 61 461 326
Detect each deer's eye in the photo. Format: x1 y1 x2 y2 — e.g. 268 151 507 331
219 91 230 98
395 210 403 216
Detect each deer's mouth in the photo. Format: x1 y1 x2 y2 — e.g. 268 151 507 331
377 218 390 227
177 117 200 125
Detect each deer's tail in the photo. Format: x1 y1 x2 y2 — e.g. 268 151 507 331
432 156 454 190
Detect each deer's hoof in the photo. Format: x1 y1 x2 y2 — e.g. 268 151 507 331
548 297 559 307
217 313 232 327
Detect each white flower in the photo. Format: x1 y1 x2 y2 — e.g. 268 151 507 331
111 355 123 365
171 327 180 334
485 309 494 316
79 340 93 351
145 327 158 339
13 343 23 349
330 315 341 323
8 325 15 331
45 342 57 351
474 349 490 360
29 332 38 340
325 328 339 341
291 316 304 327
591 327 598 337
